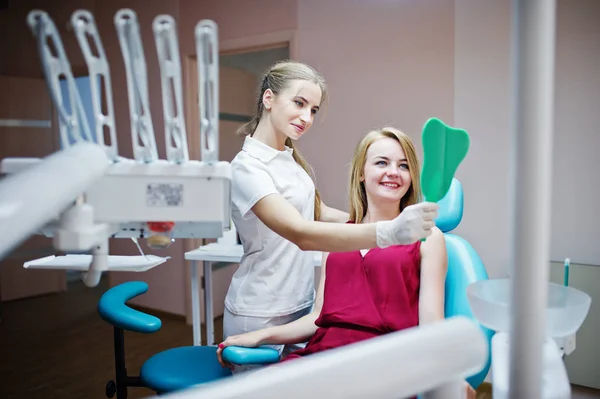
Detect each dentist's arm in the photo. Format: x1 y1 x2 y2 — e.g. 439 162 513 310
233 160 437 252
253 194 438 252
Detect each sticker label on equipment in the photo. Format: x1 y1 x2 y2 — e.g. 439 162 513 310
147 183 183 207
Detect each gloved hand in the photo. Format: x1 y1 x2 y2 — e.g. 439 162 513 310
375 202 439 247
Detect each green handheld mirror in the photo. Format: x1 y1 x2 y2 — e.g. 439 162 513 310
420 118 470 239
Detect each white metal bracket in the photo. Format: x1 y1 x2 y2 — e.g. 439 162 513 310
114 9 158 163
71 10 119 162
27 10 93 148
153 15 189 163
195 20 219 163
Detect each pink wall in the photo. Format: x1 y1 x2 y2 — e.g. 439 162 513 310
0 0 95 77
453 0 512 279
453 0 600 277
178 0 297 54
295 0 455 214
550 0 600 265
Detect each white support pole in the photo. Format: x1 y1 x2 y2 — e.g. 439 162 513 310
509 1 557 398
190 260 202 346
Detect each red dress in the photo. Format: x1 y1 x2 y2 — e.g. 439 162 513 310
284 241 422 360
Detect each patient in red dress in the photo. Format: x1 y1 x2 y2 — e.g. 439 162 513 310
217 127 475 398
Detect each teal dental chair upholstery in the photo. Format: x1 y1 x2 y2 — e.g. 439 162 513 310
434 178 494 387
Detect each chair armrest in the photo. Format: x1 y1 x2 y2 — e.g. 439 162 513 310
97 281 162 333
222 346 280 365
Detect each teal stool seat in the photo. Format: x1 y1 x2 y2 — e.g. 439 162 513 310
141 346 231 393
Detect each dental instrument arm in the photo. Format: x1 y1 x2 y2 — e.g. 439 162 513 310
70 10 119 162
196 20 219 164
115 9 159 163
153 15 189 163
7 9 231 283
27 10 93 148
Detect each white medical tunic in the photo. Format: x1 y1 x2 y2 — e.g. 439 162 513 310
225 136 316 317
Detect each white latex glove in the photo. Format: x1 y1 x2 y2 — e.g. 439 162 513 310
375 202 440 247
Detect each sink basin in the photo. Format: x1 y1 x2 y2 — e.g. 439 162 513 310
467 278 591 337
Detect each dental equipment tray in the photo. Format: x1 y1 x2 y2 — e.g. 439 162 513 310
24 254 170 272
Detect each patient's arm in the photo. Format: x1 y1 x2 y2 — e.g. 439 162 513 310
418 227 447 324
216 253 329 366
319 201 350 223
253 308 320 346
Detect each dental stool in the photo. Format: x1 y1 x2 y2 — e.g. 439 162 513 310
222 178 494 390
98 281 231 398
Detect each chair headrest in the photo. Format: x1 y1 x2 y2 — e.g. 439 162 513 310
435 178 463 233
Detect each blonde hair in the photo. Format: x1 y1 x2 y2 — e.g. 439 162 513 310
238 60 328 221
349 127 422 223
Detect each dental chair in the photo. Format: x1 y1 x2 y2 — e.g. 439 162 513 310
98 178 492 398
223 178 494 389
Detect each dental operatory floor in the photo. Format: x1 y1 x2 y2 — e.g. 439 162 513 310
0 278 598 399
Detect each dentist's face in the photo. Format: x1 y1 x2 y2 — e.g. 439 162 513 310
263 79 322 141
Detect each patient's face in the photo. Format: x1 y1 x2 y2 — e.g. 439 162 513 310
362 137 412 204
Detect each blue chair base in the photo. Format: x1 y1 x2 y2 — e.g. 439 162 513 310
105 326 145 399
141 346 232 393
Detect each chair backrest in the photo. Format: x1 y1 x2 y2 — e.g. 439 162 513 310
436 178 493 388
98 281 162 333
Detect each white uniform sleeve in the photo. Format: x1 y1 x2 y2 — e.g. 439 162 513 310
232 159 279 218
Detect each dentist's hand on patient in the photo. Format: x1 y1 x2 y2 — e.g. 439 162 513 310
376 202 439 247
216 331 264 370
